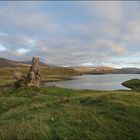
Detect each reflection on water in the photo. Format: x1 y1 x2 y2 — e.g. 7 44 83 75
45 74 140 90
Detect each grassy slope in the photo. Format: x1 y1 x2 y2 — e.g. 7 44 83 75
122 79 140 91
0 67 79 84
0 86 140 140
0 67 28 84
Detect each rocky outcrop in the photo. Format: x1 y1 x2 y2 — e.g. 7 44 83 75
27 57 41 87
13 57 41 87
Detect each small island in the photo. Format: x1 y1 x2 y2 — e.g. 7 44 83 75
122 79 140 90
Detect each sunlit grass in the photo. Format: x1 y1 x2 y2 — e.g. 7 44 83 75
0 86 140 140
0 67 78 85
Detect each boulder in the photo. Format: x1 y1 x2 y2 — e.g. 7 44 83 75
13 71 26 88
14 71 22 81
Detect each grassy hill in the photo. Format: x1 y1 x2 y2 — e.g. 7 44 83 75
0 58 48 67
0 66 79 85
0 58 29 67
1 59 140 139
0 86 140 140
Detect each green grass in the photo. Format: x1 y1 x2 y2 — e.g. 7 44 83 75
122 79 140 90
0 66 79 85
0 67 140 139
0 86 140 140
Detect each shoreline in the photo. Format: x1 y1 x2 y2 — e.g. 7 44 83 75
0 75 139 91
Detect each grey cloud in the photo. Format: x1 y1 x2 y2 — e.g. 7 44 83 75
0 1 140 68
0 2 59 37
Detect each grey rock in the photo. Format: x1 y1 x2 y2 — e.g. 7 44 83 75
14 71 22 81
27 57 41 87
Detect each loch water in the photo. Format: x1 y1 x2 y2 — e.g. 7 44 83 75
45 74 140 90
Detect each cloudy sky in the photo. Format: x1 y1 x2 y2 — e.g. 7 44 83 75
0 1 140 68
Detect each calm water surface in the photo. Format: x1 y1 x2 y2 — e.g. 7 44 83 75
45 74 140 90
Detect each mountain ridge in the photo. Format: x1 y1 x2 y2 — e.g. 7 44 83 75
0 57 47 67
1 57 140 74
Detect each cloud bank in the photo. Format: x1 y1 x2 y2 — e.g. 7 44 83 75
0 1 140 68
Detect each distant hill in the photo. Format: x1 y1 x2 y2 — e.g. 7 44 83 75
73 66 115 74
118 68 140 74
0 58 47 67
0 58 28 67
73 66 140 74
1 57 140 74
